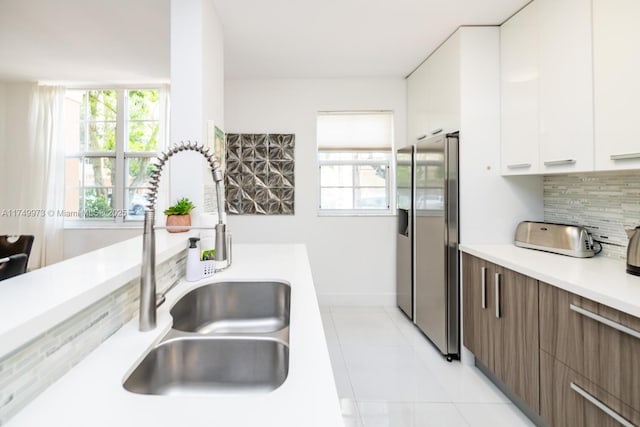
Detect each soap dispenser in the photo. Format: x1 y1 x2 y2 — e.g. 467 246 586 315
186 237 201 282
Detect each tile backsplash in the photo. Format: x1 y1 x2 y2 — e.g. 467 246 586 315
0 251 186 425
544 171 640 260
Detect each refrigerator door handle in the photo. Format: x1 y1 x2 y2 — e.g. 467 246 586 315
495 272 501 318
481 267 487 309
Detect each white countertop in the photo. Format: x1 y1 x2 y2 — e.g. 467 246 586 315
6 244 343 427
0 232 188 359
460 243 640 318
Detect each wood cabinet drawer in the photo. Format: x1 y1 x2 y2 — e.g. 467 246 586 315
539 282 640 411
541 351 640 427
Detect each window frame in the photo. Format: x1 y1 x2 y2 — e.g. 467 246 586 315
316 111 395 217
64 87 164 228
317 153 392 216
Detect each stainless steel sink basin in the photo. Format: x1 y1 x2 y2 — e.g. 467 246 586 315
123 337 289 396
170 281 290 334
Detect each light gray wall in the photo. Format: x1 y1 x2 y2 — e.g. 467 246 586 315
63 228 141 259
0 83 5 177
0 82 33 232
224 78 406 305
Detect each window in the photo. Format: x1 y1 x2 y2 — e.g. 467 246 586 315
64 88 166 224
317 111 393 214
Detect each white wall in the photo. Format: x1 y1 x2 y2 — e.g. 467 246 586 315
169 0 224 216
224 78 406 305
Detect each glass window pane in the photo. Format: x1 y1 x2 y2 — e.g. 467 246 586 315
83 122 116 152
354 165 386 187
83 157 115 187
64 92 83 152
65 158 82 188
127 89 160 152
82 90 117 122
127 121 159 152
126 157 154 187
128 90 159 121
355 188 388 209
320 188 353 209
65 187 80 215
320 165 353 186
126 188 149 219
83 188 113 218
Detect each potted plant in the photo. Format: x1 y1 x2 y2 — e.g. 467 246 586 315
164 197 195 233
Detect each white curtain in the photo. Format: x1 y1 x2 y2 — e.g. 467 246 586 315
20 85 65 268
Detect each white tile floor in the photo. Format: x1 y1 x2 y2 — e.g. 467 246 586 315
320 306 536 427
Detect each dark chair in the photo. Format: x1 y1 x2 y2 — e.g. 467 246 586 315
0 235 34 264
0 254 29 281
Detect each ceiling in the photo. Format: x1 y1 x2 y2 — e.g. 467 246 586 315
0 0 170 83
0 0 528 83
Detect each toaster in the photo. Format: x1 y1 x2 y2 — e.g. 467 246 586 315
514 221 596 258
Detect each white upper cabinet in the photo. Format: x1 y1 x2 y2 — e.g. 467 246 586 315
593 0 640 171
538 0 594 173
500 1 539 175
407 32 460 146
500 0 595 175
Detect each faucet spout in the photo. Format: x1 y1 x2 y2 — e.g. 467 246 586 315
139 141 228 331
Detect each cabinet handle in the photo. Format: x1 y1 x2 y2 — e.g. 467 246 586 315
610 152 640 161
570 382 634 427
494 273 501 318
506 163 532 169
569 304 640 340
543 159 576 166
417 134 427 141
481 267 487 309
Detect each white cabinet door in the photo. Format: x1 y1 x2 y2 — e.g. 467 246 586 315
500 1 539 175
407 31 461 147
593 0 640 171
407 58 430 146
424 31 460 134
538 0 594 173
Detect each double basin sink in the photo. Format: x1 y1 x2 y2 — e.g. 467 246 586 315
123 281 291 396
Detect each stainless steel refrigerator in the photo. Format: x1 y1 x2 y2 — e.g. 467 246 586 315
396 131 459 360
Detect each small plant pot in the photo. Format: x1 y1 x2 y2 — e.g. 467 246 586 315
166 214 191 233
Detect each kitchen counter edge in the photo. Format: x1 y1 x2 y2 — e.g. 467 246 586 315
459 243 640 318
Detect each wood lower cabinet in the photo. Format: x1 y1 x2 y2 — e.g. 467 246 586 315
491 264 539 413
540 351 640 426
462 254 539 412
464 253 640 426
462 254 494 368
539 282 640 414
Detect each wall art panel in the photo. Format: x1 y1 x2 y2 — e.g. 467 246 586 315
225 133 295 215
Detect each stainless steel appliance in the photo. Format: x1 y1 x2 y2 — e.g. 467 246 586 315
625 226 640 276
395 131 459 360
514 221 596 258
